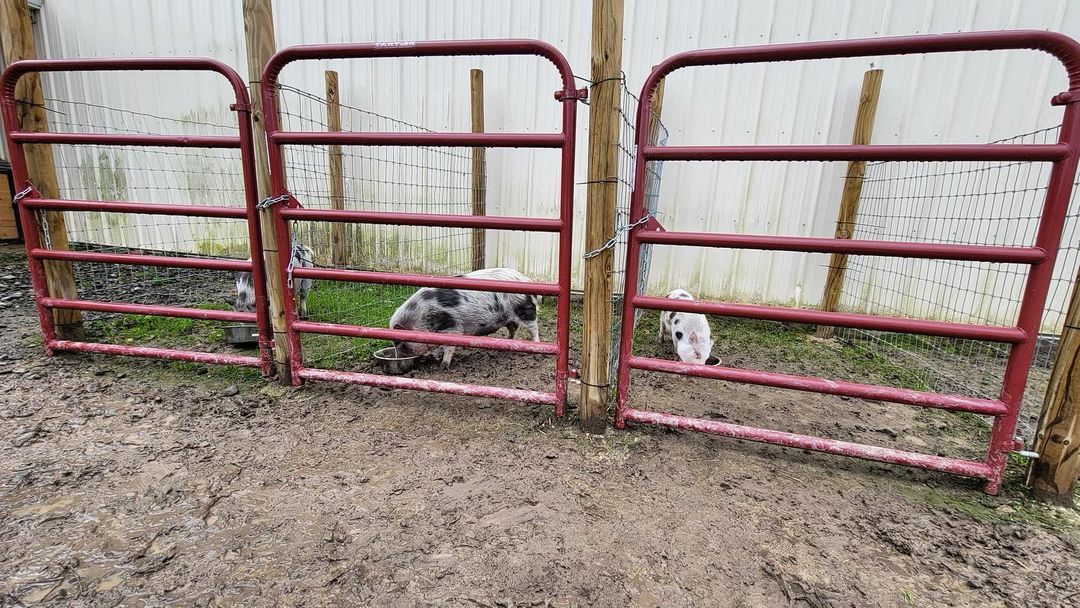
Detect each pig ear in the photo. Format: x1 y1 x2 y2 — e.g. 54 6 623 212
688 331 699 344
392 323 406 330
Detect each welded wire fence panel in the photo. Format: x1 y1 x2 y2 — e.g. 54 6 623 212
608 80 668 380
276 85 479 369
838 126 1080 440
39 99 251 356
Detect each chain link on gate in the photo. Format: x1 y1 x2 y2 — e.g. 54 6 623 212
14 186 53 250
582 212 655 259
257 193 291 210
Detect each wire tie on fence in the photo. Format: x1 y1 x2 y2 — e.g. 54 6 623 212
583 213 656 259
257 193 291 210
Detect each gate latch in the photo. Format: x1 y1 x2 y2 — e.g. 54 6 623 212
257 193 292 210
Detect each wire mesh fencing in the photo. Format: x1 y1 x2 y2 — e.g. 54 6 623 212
606 79 668 381
40 98 251 357
275 84 480 370
837 126 1079 441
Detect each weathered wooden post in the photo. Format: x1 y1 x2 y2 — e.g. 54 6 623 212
325 70 348 268
580 0 624 434
470 68 486 271
0 0 84 340
242 0 291 380
816 67 884 338
1027 268 1080 504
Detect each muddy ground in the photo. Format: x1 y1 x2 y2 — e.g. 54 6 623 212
1 245 1078 607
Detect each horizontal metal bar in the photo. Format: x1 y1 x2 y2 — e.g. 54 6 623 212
293 320 558 355
42 298 254 323
290 267 561 296
297 367 557 405
644 30 1080 92
22 197 248 219
622 407 994 480
628 356 1008 416
280 207 561 232
643 143 1069 162
632 295 1027 343
636 231 1047 264
9 131 241 148
31 248 251 272
48 340 262 368
262 39 576 92
0 56 251 102
271 131 564 148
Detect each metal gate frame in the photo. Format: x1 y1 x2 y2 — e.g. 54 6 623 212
260 40 582 415
1 58 273 374
614 31 1080 494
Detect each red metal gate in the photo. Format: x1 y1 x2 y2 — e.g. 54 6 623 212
260 40 582 414
1 58 273 374
614 31 1080 493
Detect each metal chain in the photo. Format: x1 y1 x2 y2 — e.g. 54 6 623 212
285 245 297 289
582 213 655 259
38 210 52 250
257 193 291 209
13 186 33 201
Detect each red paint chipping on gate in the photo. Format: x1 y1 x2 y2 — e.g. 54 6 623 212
1 58 274 375
615 31 1080 494
260 40 581 414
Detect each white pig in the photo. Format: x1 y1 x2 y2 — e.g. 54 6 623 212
657 288 717 365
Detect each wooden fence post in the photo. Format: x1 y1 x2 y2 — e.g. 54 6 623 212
816 67 884 339
325 70 347 267
1027 267 1080 504
242 0 291 381
0 0 84 340
580 0 624 434
470 68 486 271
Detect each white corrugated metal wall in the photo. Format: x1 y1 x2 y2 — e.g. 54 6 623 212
21 0 1080 330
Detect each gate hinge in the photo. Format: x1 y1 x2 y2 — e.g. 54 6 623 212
230 101 253 113
555 88 589 102
1051 90 1079 106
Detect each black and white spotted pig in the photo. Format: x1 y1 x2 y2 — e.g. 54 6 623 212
389 267 540 368
229 244 315 319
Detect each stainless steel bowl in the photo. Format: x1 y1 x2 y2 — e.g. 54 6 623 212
373 346 419 375
224 324 259 345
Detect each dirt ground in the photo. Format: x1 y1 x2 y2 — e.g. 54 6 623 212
1 245 1079 607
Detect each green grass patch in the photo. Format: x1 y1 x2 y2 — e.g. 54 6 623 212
96 301 232 347
300 283 413 369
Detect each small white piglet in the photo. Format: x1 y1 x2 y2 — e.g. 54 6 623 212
657 289 718 365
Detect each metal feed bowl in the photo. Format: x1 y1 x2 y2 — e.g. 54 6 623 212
373 346 418 375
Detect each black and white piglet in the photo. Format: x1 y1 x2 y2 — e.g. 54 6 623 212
228 244 315 319
658 288 717 365
389 267 540 368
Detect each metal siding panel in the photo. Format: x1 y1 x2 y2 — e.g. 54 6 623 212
24 0 1080 328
